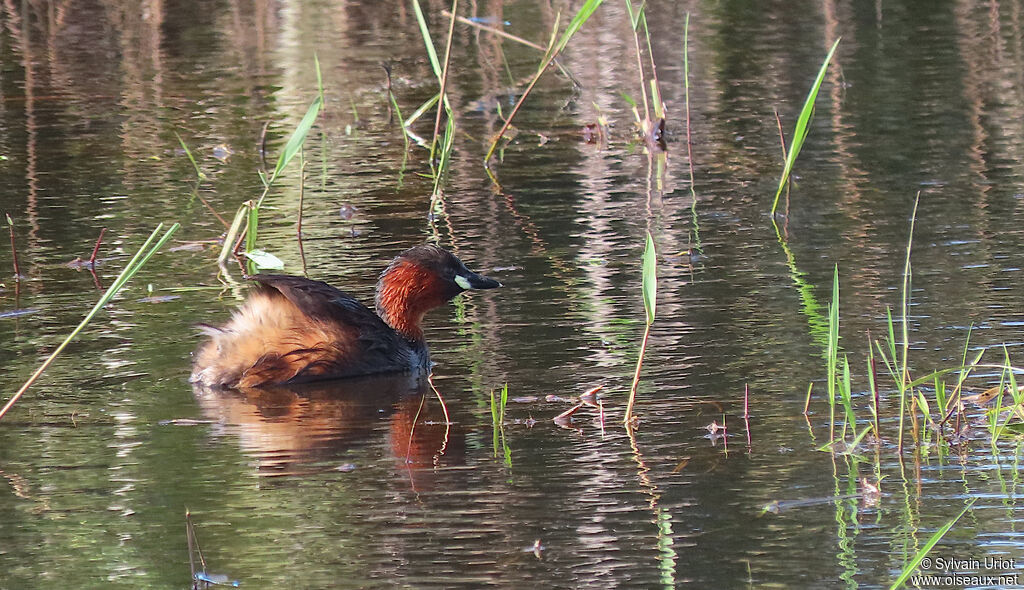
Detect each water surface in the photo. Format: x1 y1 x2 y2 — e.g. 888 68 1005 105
2 1 1024 588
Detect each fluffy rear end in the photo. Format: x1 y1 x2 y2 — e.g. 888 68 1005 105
190 291 354 388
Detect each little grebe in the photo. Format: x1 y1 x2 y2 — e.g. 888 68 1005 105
191 245 500 388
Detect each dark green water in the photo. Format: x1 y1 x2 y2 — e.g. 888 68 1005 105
3 1 1024 588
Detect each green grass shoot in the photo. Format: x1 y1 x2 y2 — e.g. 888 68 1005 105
412 0 443 85
624 231 657 424
0 223 180 421
888 498 976 589
490 383 511 465
215 57 323 272
826 265 840 442
175 132 206 182
484 0 603 165
895 194 919 452
411 0 459 202
770 38 840 215
259 94 324 203
430 1 458 156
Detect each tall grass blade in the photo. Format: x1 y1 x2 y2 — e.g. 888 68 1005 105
263 96 324 201
245 201 259 256
895 195 920 453
554 1 603 62
411 0 443 79
175 133 206 181
430 1 458 155
642 231 657 324
405 93 441 128
624 0 651 124
839 354 854 440
500 382 508 425
888 498 976 589
0 223 180 421
827 265 839 442
770 38 840 215
625 232 657 424
641 18 663 120
314 53 324 106
218 204 250 266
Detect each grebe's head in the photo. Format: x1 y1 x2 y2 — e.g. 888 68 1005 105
375 245 500 340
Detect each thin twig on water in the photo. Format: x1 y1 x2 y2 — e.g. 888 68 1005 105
744 383 751 448
88 228 107 268
426 373 451 460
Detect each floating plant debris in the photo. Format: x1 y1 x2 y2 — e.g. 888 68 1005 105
0 308 38 319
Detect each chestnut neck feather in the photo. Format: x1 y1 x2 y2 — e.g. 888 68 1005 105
375 261 447 343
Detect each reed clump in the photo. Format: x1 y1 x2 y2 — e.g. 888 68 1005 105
812 198 1024 451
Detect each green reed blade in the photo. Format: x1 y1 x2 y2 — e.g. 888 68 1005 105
490 389 499 426
0 223 179 421
625 231 657 424
642 231 657 325
771 38 840 215
405 93 440 128
888 498 976 589
175 133 206 181
500 382 508 425
314 53 324 106
554 0 602 59
485 0 603 164
411 0 442 79
218 204 250 266
933 376 946 420
264 95 324 199
839 354 854 440
245 201 259 255
895 195 920 453
827 265 839 441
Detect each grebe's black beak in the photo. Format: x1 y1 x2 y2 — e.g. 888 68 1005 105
455 271 501 290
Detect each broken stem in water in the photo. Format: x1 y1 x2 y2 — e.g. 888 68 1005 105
89 228 107 268
624 323 651 423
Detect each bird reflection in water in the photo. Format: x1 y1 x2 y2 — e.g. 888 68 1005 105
192 372 464 487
